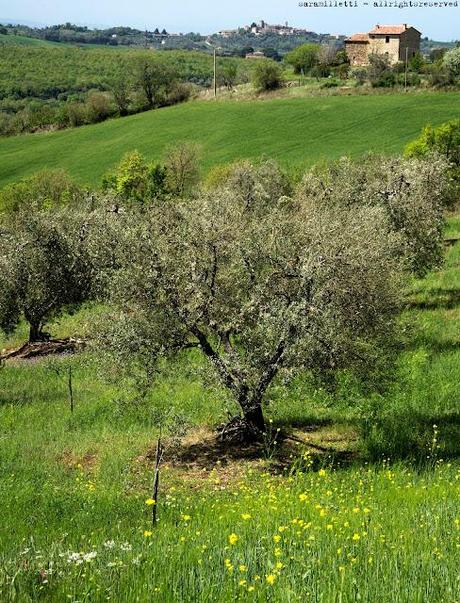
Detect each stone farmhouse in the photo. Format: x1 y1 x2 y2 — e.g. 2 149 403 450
245 51 266 60
345 24 421 66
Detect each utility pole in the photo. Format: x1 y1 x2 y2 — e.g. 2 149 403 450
404 46 409 92
213 48 217 98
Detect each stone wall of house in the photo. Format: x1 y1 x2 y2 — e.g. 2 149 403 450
345 43 369 66
398 28 421 61
369 36 401 63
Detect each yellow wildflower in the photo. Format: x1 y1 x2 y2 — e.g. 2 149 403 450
241 513 251 520
143 530 153 537
145 498 156 506
228 533 239 545
266 574 276 585
352 533 360 541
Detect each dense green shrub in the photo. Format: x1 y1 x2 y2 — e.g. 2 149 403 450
443 47 460 78
426 63 456 88
350 66 368 85
252 59 283 91
371 70 396 88
396 72 421 87
320 79 339 88
405 119 460 204
284 43 320 74
0 169 85 214
101 144 199 201
310 63 331 79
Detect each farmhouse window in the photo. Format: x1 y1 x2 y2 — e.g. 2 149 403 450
385 36 390 43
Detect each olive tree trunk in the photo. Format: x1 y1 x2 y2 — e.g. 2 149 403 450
242 402 265 434
29 321 42 343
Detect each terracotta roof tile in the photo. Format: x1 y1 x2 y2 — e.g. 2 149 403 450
345 33 369 42
369 24 408 35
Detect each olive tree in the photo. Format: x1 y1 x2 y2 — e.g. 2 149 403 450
298 154 450 277
0 207 97 342
102 165 403 437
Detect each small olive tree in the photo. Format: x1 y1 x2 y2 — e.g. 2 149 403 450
0 203 113 342
102 164 403 437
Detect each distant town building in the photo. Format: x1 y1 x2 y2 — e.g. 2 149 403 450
218 30 238 38
345 24 421 66
247 20 311 36
217 20 312 38
245 50 266 59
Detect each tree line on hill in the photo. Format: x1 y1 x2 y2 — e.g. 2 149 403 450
0 120 458 439
1 23 175 47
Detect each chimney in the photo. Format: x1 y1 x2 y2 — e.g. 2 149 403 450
376 24 380 29
403 23 408 29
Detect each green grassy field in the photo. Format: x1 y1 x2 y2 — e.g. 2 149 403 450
0 33 62 47
1 91 459 188
0 214 459 601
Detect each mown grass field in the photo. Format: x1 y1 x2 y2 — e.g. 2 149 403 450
0 213 459 601
1 91 460 188
0 34 63 47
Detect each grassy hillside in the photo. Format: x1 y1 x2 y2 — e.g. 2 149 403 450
0 33 61 46
0 46 237 98
1 91 459 188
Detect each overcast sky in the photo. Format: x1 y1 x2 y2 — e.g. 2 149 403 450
1 0 458 40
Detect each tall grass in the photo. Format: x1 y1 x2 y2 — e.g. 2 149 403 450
1 461 459 601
